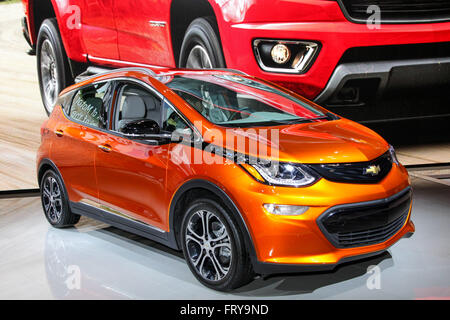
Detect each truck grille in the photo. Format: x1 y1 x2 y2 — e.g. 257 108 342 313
318 187 411 248
338 0 450 23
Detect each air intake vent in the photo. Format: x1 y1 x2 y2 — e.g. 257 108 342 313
338 0 450 23
318 187 411 248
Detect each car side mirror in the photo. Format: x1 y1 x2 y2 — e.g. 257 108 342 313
120 119 160 135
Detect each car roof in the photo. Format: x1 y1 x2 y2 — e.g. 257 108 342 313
60 67 248 96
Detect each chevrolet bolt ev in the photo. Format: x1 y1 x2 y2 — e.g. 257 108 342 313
37 67 414 291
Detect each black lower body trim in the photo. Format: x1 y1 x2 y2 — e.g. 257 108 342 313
70 201 177 250
254 249 386 275
253 230 413 275
0 188 40 199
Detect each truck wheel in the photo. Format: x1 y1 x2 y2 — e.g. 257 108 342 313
37 18 72 116
180 198 254 291
179 17 225 69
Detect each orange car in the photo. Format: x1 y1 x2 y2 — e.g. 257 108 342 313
37 67 414 291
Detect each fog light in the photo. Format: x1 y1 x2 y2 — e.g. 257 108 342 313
263 204 309 216
271 43 290 64
253 39 320 74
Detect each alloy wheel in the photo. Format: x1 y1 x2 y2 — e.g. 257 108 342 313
42 176 63 223
185 210 233 282
185 45 213 69
40 39 59 113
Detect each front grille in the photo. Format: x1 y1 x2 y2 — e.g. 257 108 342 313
338 0 450 23
308 151 393 184
318 187 411 248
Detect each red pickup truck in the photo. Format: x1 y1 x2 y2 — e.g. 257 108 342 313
22 0 450 121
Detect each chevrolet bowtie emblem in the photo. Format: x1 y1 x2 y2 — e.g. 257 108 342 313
364 165 381 176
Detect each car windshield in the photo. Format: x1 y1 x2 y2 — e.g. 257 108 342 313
164 74 327 127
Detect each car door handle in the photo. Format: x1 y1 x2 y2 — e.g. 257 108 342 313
54 129 64 137
98 144 112 153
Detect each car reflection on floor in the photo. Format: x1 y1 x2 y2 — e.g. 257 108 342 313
0 177 449 299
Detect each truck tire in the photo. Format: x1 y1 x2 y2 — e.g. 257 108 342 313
179 17 226 69
37 18 73 116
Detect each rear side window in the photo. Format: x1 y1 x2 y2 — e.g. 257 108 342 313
69 82 112 128
57 91 75 114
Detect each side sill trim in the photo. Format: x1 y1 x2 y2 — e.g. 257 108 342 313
70 201 176 249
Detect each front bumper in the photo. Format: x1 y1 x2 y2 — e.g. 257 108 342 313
221 1 450 100
224 161 414 273
253 188 415 274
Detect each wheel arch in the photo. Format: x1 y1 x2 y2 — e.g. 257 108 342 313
37 158 64 188
29 0 87 65
169 0 224 67
168 179 257 263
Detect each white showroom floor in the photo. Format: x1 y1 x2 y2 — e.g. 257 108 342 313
0 176 449 300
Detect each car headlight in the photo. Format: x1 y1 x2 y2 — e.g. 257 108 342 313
389 145 399 165
241 161 319 187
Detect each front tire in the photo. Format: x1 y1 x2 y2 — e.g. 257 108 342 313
179 17 226 69
40 170 80 228
37 18 72 116
180 198 254 291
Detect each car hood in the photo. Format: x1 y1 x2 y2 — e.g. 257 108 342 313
203 119 389 164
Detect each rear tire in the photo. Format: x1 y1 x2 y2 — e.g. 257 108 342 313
179 17 226 69
37 18 72 116
40 170 80 228
180 198 254 291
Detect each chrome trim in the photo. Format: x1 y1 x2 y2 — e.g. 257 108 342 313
75 66 159 83
79 199 166 233
314 57 450 104
87 55 167 70
253 39 319 74
148 20 167 27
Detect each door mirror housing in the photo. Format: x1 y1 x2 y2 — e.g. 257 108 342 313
120 119 160 135
119 119 197 144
